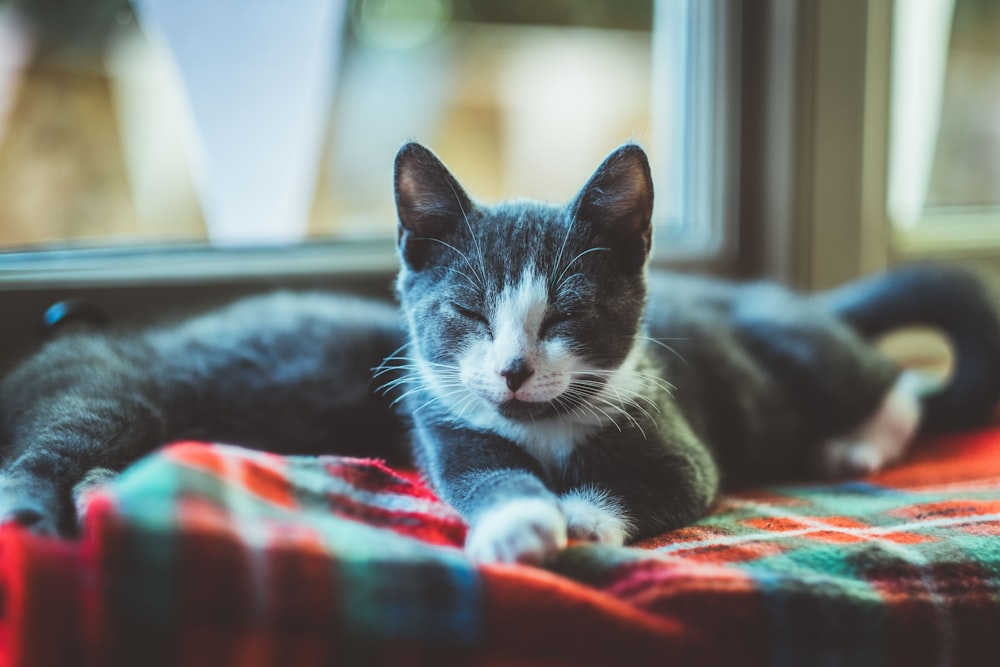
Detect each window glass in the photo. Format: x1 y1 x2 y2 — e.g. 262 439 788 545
0 1 717 256
889 0 1000 227
925 0 1000 210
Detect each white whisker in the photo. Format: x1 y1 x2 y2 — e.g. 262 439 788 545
550 211 578 288
640 336 690 366
390 381 460 407
569 378 662 414
560 388 623 432
447 267 482 292
572 368 676 395
445 178 488 288
555 247 610 289
371 343 411 376
411 385 473 415
414 237 485 288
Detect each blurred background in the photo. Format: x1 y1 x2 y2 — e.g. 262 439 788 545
0 0 999 370
915 0 1000 211
1 0 996 264
0 0 670 248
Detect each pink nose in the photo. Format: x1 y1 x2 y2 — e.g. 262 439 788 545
501 359 534 391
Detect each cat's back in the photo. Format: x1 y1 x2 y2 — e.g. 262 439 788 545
645 271 736 325
140 291 409 456
644 271 763 357
142 291 404 402
644 270 832 349
147 292 402 364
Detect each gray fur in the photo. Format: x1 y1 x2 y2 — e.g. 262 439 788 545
1 142 997 560
0 293 407 535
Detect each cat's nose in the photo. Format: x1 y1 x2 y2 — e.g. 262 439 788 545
501 359 534 391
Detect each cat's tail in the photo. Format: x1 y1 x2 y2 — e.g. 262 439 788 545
823 263 1000 434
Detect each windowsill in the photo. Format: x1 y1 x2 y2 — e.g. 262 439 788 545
0 227 735 290
0 237 401 289
892 210 1000 257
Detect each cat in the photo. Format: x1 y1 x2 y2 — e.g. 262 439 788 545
1 142 999 565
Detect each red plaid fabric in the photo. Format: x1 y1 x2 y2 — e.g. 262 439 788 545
2 429 1000 666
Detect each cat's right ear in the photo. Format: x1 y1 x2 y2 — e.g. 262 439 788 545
394 143 474 270
571 144 654 272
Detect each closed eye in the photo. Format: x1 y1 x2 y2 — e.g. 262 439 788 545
452 303 489 326
540 311 577 337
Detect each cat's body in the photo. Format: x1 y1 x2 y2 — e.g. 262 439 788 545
2 143 999 563
0 293 409 534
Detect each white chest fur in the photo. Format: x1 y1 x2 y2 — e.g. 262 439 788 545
491 417 598 472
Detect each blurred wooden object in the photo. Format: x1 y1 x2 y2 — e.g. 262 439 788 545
0 65 138 247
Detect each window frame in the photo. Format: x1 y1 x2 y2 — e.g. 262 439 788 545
738 0 1000 287
0 238 398 289
650 0 742 267
885 0 1000 263
737 0 895 291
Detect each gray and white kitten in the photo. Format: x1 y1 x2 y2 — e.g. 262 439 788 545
1 142 999 564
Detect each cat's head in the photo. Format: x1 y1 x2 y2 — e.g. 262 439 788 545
393 142 653 425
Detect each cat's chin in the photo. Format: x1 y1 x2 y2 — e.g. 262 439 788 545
496 398 560 422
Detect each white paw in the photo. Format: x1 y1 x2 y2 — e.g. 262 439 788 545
819 439 887 478
465 498 567 564
561 487 631 546
72 467 117 521
818 370 923 478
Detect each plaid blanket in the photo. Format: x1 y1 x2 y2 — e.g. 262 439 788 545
3 429 1000 666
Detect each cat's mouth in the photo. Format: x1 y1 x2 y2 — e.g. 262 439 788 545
496 398 559 421
493 374 610 422
472 371 611 422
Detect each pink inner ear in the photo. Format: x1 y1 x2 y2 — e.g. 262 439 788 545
597 174 652 230
393 143 473 238
396 171 421 204
579 147 654 240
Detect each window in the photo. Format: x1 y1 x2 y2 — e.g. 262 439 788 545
0 0 738 373
889 0 1000 254
0 0 734 268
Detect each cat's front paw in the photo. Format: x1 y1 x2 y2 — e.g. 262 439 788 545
465 499 567 565
0 475 63 536
561 487 632 546
73 467 117 521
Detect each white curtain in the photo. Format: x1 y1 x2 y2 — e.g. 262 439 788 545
133 0 345 245
888 0 956 228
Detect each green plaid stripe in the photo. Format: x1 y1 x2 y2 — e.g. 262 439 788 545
94 442 481 660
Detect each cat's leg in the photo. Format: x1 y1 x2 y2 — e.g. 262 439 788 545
1 293 405 536
413 421 567 564
732 285 902 421
0 335 166 535
732 285 910 471
414 407 718 556
0 463 119 535
560 485 633 546
73 467 118 519
561 421 720 545
464 497 567 563
816 369 924 478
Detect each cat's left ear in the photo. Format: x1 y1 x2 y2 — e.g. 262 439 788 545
394 142 475 270
571 144 654 271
